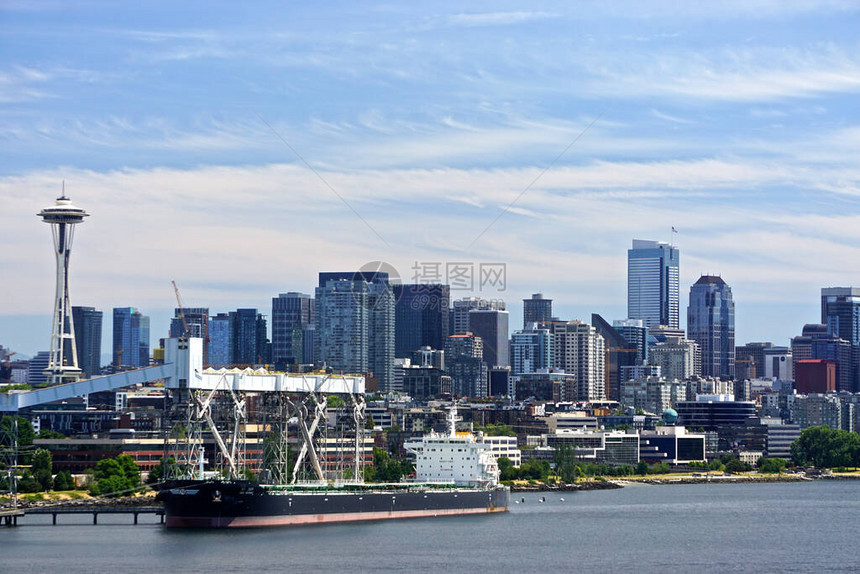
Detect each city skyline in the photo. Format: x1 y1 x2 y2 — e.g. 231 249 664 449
3 2 860 355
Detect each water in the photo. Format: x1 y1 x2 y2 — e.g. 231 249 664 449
3 481 858 573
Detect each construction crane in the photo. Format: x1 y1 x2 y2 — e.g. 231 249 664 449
172 280 189 338
1 351 17 383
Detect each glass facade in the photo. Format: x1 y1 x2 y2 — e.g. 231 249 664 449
628 239 680 328
687 276 735 379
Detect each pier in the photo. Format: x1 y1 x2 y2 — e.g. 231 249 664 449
2 506 163 526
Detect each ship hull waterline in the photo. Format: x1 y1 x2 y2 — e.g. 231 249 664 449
158 480 510 529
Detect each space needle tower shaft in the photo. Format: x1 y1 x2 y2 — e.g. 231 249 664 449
38 191 89 386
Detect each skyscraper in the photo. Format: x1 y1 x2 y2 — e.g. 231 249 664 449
72 306 102 379
450 297 505 335
628 239 680 329
444 333 488 397
510 325 553 376
592 314 639 402
547 320 606 400
112 307 149 368
231 309 269 365
315 272 394 391
272 293 314 366
687 276 735 379
393 284 450 358
821 287 860 345
468 309 510 368
170 307 209 363
523 293 552 328
208 312 233 367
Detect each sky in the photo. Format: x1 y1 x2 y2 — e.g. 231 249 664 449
2 1 860 358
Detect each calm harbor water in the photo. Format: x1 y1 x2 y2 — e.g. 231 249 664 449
3 481 858 573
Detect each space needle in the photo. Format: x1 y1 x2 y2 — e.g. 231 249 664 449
38 191 89 386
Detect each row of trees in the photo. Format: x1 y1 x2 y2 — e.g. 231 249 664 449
791 426 860 468
364 448 414 483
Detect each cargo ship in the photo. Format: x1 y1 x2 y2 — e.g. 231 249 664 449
157 408 509 528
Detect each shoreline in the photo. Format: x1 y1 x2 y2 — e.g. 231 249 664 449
509 473 860 492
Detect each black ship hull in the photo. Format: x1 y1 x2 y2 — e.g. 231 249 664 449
157 480 509 528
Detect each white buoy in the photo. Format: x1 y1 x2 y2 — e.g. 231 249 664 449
560 497 565 502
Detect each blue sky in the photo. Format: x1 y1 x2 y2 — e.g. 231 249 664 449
2 1 860 357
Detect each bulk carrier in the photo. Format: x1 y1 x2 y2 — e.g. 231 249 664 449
157 406 509 528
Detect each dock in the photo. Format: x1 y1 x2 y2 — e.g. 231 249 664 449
2 506 164 526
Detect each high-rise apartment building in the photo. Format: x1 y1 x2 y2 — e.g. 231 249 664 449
592 314 639 402
169 307 209 363
393 284 450 358
613 318 648 365
468 309 510 368
272 293 314 366
547 320 606 400
650 336 701 381
687 276 735 379
315 272 395 391
231 309 269 365
523 293 553 328
510 325 553 376
791 324 854 392
444 333 488 397
112 307 149 368
72 306 102 379
628 239 680 328
450 297 505 335
208 312 233 367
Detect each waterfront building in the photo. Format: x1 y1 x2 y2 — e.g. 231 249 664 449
394 284 450 358
675 395 756 431
510 325 553 376
72 306 102 379
468 309 510 368
480 435 521 467
547 429 640 466
112 307 149 368
315 272 395 391
450 297 505 335
444 333 488 397
639 426 706 464
627 239 680 329
547 320 606 401
271 292 314 367
523 293 553 328
687 275 735 380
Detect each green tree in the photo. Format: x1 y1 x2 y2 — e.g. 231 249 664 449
636 460 648 476
791 426 860 468
31 448 53 491
53 470 75 491
553 445 577 483
497 456 518 481
758 457 787 474
724 458 750 473
146 457 178 485
90 454 141 497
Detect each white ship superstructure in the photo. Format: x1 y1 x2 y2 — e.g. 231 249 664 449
404 407 500 487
